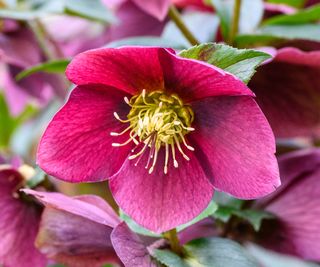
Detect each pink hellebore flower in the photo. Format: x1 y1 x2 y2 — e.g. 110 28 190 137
37 46 280 233
0 165 47 267
0 22 65 116
256 149 320 261
249 47 320 138
23 189 158 267
106 0 168 41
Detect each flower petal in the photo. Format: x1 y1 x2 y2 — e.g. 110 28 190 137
158 48 254 102
0 167 46 267
107 1 165 40
132 0 170 21
249 47 320 138
66 47 166 95
111 222 158 267
23 189 120 227
36 206 118 267
37 84 132 182
263 171 320 261
109 149 214 233
191 96 280 198
259 150 320 261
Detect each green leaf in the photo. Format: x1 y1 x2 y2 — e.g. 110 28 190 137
106 36 185 49
266 0 306 8
0 9 43 20
152 238 259 267
0 94 37 149
119 210 161 237
213 206 275 231
263 4 320 25
16 60 70 81
208 0 263 40
213 191 245 209
247 244 320 267
236 24 320 47
64 0 115 23
177 201 218 231
39 0 116 23
179 43 271 84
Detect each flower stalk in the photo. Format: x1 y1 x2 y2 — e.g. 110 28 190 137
163 228 184 255
168 5 200 46
228 0 242 45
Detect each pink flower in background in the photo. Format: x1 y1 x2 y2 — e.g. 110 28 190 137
106 0 168 41
37 46 280 233
249 47 320 138
24 189 158 267
0 22 65 116
256 149 320 261
23 190 123 267
0 164 47 267
41 15 110 58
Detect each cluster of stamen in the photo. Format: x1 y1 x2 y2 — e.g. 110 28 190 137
111 90 195 174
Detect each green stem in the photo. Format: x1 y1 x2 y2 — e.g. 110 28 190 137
228 0 242 45
28 20 56 60
28 19 64 60
163 229 183 255
168 5 200 46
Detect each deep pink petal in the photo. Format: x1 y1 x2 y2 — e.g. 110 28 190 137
107 1 165 40
66 47 166 95
0 167 46 267
37 84 132 182
23 189 120 227
249 47 320 138
158 49 254 102
111 222 158 267
110 149 214 233
132 0 170 21
259 150 320 261
36 207 119 267
191 96 280 198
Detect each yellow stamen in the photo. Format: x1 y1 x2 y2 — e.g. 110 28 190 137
112 90 195 174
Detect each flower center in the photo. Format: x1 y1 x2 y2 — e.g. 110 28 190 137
111 90 195 174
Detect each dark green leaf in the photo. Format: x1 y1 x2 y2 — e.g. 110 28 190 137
213 206 275 231
266 0 306 8
16 60 70 81
263 4 320 25
179 43 271 84
213 191 245 209
177 201 217 231
152 238 259 267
